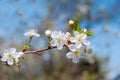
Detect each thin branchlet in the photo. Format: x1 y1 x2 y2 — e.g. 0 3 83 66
24 46 57 54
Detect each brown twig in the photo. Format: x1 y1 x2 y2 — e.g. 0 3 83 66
24 46 56 54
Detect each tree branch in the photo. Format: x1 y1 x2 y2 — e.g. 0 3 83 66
0 44 68 58
24 46 56 54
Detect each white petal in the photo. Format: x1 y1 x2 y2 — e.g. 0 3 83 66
70 37 76 43
74 31 79 36
75 42 82 48
60 34 66 40
13 52 24 58
3 50 9 55
69 44 76 51
66 52 74 59
10 48 16 53
7 58 14 65
72 56 79 63
51 31 58 38
57 44 63 50
50 39 57 46
19 52 24 56
12 53 18 58
81 34 87 40
1 56 7 61
30 32 34 36
59 31 64 35
83 40 90 46
65 32 71 38
24 32 29 36
34 33 40 37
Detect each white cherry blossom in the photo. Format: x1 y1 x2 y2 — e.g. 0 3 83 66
1 48 24 65
50 31 66 50
66 44 83 63
24 28 40 37
70 31 90 47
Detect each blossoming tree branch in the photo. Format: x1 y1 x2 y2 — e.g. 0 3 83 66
0 19 94 67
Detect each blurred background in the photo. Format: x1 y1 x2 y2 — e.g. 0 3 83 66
0 0 120 80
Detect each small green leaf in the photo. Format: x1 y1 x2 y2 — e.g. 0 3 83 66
73 18 78 31
73 18 81 32
85 31 95 36
77 25 81 32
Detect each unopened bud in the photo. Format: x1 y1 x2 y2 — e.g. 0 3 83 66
45 30 52 38
82 28 87 32
22 44 30 52
84 46 92 54
68 20 74 26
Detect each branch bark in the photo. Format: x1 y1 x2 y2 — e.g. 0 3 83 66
24 46 56 54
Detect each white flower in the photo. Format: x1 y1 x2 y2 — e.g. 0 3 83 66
1 48 24 65
70 31 90 47
66 44 83 63
45 30 52 37
69 20 74 25
50 31 66 50
24 28 40 37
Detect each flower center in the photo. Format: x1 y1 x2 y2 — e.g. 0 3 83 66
78 36 82 42
74 49 80 56
7 53 12 58
57 37 62 43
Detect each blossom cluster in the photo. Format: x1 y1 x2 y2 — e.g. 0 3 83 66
1 28 40 66
45 29 92 63
0 20 93 66
1 48 24 65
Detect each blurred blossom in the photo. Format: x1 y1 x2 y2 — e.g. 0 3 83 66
103 25 109 33
1 48 24 65
77 5 89 15
24 28 40 37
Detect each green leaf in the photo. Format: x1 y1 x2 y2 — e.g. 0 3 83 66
77 24 81 32
73 18 78 31
85 31 95 36
73 18 81 32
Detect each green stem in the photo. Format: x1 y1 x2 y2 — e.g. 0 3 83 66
28 36 33 45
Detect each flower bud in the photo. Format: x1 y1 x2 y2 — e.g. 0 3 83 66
68 20 74 26
22 44 30 52
82 28 87 32
84 46 92 54
45 30 52 38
